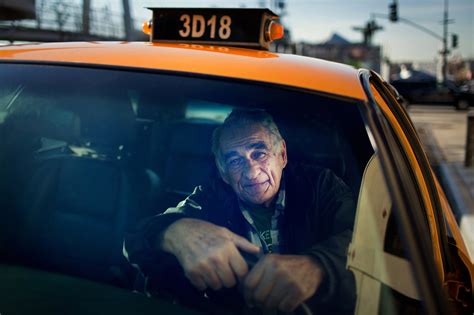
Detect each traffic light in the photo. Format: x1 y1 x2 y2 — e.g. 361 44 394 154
389 2 398 22
277 0 285 10
452 34 458 48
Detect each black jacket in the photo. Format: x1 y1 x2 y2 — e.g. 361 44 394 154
124 163 356 314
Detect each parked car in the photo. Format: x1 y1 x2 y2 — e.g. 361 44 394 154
390 70 472 109
0 8 472 315
457 80 474 110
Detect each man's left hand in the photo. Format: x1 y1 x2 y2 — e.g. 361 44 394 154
242 254 324 312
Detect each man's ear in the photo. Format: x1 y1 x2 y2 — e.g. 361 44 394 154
215 158 230 184
280 140 288 168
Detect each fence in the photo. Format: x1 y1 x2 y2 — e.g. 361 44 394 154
0 0 129 40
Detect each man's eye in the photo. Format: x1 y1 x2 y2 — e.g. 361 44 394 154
252 151 267 160
227 158 242 167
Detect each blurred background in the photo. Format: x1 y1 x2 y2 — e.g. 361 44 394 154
1 0 472 84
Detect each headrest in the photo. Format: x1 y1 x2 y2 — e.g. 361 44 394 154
40 107 81 143
78 93 135 149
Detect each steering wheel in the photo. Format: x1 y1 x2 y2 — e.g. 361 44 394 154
142 252 314 315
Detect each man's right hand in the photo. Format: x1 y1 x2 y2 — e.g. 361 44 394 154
159 218 261 291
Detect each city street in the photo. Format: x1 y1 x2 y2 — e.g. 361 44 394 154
409 105 474 258
410 105 468 163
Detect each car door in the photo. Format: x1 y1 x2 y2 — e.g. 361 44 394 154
348 69 473 314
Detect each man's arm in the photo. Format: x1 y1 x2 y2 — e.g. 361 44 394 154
160 218 259 291
123 186 208 278
124 185 259 293
240 168 356 313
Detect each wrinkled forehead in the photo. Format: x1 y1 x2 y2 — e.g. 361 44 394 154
219 123 273 154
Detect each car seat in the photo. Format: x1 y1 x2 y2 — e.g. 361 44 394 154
10 94 160 287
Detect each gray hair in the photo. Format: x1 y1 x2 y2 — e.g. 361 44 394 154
212 109 284 173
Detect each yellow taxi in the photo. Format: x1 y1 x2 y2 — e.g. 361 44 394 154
0 8 471 315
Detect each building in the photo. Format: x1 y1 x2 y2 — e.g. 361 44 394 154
294 33 382 73
0 0 36 20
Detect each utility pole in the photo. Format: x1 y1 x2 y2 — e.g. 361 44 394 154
82 0 90 35
441 0 451 84
122 0 132 40
376 0 455 84
353 19 383 46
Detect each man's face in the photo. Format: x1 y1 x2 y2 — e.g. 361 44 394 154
218 123 287 207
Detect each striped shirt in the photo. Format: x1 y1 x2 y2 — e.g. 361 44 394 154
239 179 285 254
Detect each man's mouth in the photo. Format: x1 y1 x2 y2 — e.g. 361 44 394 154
243 181 269 195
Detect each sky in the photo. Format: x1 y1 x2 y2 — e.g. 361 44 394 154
97 0 473 62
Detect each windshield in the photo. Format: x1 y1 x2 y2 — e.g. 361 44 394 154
0 63 384 314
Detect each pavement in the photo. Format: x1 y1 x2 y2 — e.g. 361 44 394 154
409 106 474 261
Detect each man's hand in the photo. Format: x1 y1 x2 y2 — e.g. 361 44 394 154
243 254 324 312
159 218 261 291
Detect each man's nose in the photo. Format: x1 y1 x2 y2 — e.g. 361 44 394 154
243 159 260 180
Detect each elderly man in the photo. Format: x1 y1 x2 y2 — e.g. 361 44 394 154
124 109 356 314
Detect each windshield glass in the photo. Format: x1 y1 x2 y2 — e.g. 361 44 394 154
0 63 383 314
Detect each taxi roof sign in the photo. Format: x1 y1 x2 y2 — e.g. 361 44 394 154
146 8 281 50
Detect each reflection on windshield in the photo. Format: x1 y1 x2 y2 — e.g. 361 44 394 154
185 101 233 121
